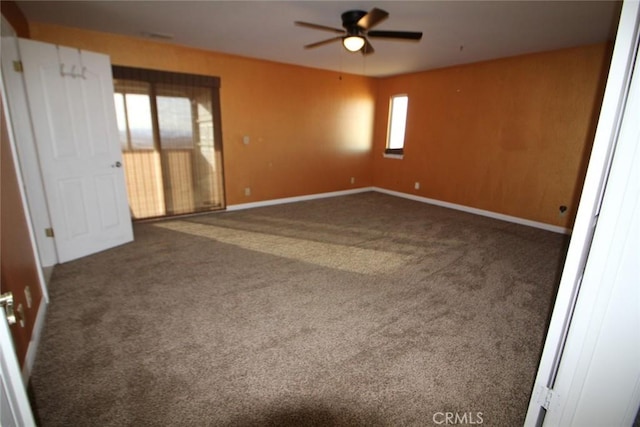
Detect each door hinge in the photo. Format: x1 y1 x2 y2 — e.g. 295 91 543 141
45 227 54 237
13 60 23 73
536 384 559 411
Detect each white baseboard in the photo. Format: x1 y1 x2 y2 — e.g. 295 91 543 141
226 187 374 211
373 187 571 234
226 186 570 234
22 298 47 382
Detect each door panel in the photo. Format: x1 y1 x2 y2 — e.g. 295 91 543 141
41 66 77 159
59 179 89 238
18 38 133 263
83 69 113 156
95 174 121 228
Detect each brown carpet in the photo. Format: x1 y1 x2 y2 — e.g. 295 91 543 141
30 192 568 426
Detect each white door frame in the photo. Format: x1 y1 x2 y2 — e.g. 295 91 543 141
525 0 640 424
0 18 58 270
0 311 36 427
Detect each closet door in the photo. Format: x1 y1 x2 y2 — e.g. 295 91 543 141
18 39 133 263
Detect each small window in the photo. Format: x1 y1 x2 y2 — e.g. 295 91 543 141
385 95 408 156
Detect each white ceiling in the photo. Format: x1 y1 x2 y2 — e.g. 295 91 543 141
15 1 621 77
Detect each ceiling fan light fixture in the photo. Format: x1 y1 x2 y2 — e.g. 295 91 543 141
297 8 421 56
343 35 365 52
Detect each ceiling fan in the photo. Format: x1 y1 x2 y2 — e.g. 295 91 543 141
295 8 422 55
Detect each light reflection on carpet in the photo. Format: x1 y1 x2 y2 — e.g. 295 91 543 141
154 220 415 275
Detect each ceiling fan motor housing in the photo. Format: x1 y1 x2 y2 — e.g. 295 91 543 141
341 10 367 33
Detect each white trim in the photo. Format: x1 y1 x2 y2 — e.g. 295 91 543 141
227 186 570 234
0 305 36 426
21 298 47 382
373 187 571 234
226 187 375 211
387 94 409 151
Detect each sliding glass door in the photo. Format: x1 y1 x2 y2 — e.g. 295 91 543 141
112 67 225 220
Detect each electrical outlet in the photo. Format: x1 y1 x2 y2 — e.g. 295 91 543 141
244 187 251 196
242 135 250 145
414 182 420 190
350 177 355 184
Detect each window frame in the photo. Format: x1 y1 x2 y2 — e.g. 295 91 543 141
113 89 156 152
111 65 226 218
384 94 409 159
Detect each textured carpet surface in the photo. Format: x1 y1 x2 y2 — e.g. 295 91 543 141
30 192 568 426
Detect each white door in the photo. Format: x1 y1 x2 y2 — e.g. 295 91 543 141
17 39 133 263
0 300 36 427
524 1 640 424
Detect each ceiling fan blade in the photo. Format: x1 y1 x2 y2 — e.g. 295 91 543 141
357 8 389 30
304 36 343 49
367 30 423 40
361 39 375 55
295 21 344 34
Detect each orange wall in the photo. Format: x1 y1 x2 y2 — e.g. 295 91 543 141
28 22 608 228
372 44 609 228
28 23 376 206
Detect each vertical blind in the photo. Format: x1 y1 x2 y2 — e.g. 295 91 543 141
112 66 225 219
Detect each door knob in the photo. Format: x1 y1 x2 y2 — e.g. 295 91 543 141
112 161 122 168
